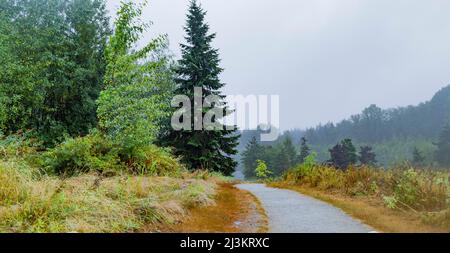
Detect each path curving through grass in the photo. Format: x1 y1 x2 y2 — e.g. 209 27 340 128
236 184 373 233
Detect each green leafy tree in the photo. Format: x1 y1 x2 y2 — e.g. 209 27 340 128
255 160 272 180
359 146 377 166
435 124 450 168
161 1 239 175
0 0 110 144
96 0 175 153
297 137 311 164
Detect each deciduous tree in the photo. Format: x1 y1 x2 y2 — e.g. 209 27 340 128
97 0 175 152
0 0 110 144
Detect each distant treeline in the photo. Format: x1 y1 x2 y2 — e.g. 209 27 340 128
304 85 450 145
239 85 450 177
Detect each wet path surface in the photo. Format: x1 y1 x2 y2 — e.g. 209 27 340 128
236 184 373 233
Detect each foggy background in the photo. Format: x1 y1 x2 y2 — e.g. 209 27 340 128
107 0 450 131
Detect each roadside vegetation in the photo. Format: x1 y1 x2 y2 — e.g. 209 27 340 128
0 131 222 232
0 163 218 232
269 154 450 232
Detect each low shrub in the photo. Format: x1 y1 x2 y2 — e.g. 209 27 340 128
0 131 41 160
385 168 449 211
41 134 122 176
284 153 318 183
127 145 184 176
41 132 183 177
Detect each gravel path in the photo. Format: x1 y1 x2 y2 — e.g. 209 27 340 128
236 184 373 233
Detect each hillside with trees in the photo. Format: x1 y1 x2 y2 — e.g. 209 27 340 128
305 85 450 165
239 85 450 177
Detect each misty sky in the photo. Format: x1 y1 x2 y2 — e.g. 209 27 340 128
107 0 450 131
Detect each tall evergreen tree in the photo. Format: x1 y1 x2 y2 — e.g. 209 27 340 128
298 137 311 164
162 1 239 175
342 139 358 165
262 145 279 175
281 136 297 169
241 137 265 178
359 145 377 166
435 124 450 168
269 136 297 176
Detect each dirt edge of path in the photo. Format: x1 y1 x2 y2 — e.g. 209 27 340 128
163 183 269 233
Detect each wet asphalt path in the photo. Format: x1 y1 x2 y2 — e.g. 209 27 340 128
236 184 373 233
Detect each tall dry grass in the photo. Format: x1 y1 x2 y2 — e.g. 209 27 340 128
0 161 218 233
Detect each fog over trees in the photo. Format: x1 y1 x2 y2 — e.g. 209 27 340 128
240 85 450 177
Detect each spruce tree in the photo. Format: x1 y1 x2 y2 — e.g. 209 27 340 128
298 137 311 164
241 137 265 178
281 136 297 169
163 1 239 175
342 139 358 165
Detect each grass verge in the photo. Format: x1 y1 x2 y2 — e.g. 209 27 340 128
0 160 219 233
160 183 268 233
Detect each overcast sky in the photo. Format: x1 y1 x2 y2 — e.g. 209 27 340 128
107 0 450 130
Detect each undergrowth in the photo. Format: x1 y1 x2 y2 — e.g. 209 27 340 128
0 133 221 233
